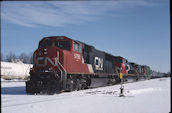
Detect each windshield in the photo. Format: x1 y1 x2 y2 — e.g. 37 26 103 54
39 41 52 48
39 40 71 50
55 41 71 50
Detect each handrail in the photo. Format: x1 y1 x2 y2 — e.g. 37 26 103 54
56 51 67 89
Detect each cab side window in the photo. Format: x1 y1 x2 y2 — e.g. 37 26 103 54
55 41 71 50
73 41 79 52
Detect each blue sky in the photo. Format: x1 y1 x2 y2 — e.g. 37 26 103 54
1 0 170 73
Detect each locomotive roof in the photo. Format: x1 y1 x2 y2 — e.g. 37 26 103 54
129 62 149 67
76 40 126 58
40 36 72 42
77 40 128 61
129 62 138 65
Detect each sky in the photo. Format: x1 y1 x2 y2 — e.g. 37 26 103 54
1 0 170 73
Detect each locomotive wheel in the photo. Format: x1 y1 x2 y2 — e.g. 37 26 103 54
70 78 87 91
66 78 75 92
75 78 82 91
85 77 91 89
65 76 90 92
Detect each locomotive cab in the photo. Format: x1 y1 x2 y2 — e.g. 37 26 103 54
33 36 72 72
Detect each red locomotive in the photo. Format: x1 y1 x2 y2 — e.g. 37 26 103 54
26 36 150 94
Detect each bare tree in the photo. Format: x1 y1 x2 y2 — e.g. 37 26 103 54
4 52 33 64
18 53 30 63
6 52 17 62
28 52 33 64
1 53 5 61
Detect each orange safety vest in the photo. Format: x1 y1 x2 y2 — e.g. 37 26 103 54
120 73 123 79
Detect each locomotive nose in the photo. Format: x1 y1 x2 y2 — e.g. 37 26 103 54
37 47 59 57
37 47 48 56
35 47 61 68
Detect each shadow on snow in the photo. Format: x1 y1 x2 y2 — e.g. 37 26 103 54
1 86 26 95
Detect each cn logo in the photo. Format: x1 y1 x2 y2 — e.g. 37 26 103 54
36 57 58 67
94 57 103 70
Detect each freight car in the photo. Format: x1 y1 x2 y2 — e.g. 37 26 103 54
26 36 150 94
1 61 33 80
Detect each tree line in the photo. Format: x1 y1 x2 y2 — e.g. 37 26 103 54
1 52 33 64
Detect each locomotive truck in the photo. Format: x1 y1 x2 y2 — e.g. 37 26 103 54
26 36 151 94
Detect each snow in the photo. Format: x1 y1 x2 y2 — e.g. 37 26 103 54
1 77 171 113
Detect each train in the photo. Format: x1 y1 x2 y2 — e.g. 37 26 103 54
26 36 151 94
1 61 33 80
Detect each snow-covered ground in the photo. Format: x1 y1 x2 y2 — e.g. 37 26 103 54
1 77 171 113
